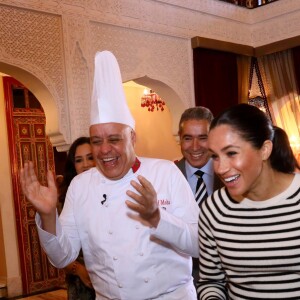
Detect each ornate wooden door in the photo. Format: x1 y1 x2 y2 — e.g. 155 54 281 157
3 76 64 295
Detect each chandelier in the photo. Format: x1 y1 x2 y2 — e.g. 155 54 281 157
141 89 166 112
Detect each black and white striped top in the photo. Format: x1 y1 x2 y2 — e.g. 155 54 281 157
197 173 300 300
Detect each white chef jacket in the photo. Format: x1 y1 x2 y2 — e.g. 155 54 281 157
36 157 199 299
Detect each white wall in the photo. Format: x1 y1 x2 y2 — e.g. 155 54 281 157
124 82 181 160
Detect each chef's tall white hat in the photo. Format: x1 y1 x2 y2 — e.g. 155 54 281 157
90 51 135 129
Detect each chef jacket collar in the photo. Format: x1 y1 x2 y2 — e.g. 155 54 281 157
132 157 140 173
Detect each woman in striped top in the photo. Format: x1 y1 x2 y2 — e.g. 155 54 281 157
197 104 300 300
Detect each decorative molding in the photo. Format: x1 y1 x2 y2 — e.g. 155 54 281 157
0 0 300 146
0 4 70 143
70 43 91 138
90 21 194 108
1 0 299 45
62 15 91 141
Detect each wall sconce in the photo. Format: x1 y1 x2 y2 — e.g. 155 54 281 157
141 89 166 112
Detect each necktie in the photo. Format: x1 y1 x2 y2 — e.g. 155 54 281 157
194 170 208 206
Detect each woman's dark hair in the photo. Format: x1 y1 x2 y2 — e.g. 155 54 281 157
272 125 300 172
210 103 299 173
58 136 91 205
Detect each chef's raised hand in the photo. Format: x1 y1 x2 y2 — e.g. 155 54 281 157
126 175 160 227
20 161 57 234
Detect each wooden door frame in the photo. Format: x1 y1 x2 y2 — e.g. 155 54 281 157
3 76 64 295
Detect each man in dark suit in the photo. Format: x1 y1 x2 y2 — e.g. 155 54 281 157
175 106 223 284
175 106 222 199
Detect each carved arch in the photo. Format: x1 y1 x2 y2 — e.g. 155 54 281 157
132 76 186 135
0 62 67 147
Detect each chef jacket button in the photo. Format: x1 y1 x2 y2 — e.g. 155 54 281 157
144 278 149 283
101 179 105 183
139 252 144 256
108 230 113 234
118 283 123 288
105 203 108 207
113 256 118 261
135 225 139 229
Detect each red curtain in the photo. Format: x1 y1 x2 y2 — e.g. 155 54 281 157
292 46 300 94
193 48 239 117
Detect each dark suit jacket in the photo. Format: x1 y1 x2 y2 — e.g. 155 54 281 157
175 158 223 193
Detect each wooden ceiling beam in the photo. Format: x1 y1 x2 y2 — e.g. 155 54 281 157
192 36 300 57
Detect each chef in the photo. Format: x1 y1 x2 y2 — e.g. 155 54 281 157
20 51 199 299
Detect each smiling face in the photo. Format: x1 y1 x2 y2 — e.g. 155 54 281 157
179 119 211 168
74 143 95 174
89 122 136 180
208 124 272 200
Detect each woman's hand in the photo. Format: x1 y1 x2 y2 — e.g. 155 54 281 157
65 262 93 289
76 263 93 289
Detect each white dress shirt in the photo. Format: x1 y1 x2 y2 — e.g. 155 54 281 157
185 159 214 196
36 157 199 299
